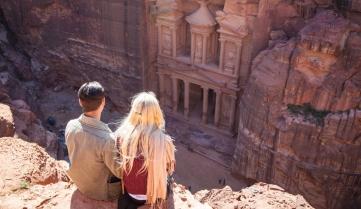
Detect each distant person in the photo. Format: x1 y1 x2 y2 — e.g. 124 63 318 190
65 81 122 202
115 92 176 209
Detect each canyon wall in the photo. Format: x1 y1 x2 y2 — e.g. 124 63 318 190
0 0 146 110
232 8 361 209
1 0 361 209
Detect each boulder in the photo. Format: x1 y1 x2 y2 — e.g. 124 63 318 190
0 103 15 137
11 100 59 158
195 182 314 209
0 137 68 195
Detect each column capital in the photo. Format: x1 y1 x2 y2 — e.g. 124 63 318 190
214 89 222 94
202 86 209 91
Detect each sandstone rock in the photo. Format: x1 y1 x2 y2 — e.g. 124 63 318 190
0 137 68 195
11 100 59 158
170 183 212 209
195 183 314 209
0 85 10 103
268 30 288 48
0 23 8 43
26 123 59 158
11 99 30 110
0 0 144 108
0 182 75 209
231 11 361 209
2 46 33 81
0 103 15 137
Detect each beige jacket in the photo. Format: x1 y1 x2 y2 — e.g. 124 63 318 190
65 114 122 201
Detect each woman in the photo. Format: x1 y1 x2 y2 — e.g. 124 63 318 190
115 92 176 209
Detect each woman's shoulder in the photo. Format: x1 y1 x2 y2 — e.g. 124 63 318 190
163 134 175 149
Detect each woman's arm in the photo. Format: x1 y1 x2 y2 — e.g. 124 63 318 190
165 137 176 174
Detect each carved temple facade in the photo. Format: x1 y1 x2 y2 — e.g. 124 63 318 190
155 0 259 133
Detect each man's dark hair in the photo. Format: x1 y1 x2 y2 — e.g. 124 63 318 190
78 81 105 112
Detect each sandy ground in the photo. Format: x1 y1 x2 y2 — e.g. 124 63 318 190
173 144 246 193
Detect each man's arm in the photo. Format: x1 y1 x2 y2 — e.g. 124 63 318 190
103 138 122 179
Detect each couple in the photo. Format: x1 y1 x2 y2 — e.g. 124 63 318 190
65 81 176 209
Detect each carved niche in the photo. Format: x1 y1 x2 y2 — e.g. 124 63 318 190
294 0 316 19
216 10 247 76
156 5 186 58
186 0 217 65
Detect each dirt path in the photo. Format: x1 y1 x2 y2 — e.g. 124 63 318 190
173 144 247 193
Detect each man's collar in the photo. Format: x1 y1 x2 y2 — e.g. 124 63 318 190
79 114 111 132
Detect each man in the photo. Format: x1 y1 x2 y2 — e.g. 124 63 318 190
65 81 121 201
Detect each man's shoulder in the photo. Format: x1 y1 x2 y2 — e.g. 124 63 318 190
65 118 82 133
65 116 115 142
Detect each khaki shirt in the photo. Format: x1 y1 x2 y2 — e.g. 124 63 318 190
65 114 121 201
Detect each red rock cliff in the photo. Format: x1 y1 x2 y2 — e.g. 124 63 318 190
231 10 361 209
0 0 146 110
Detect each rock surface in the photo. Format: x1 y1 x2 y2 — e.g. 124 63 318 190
195 182 314 209
0 137 68 195
0 97 60 158
0 0 145 110
231 11 361 209
12 101 59 158
0 103 15 137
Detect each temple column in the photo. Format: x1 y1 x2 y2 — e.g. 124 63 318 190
219 40 225 71
235 44 241 77
229 95 237 131
202 35 207 64
202 87 209 124
159 73 165 106
184 80 190 118
190 34 195 63
214 90 222 126
172 28 177 57
172 77 178 113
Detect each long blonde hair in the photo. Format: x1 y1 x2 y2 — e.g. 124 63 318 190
115 92 175 204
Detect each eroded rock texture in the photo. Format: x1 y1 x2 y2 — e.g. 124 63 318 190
0 137 68 196
195 182 314 209
232 11 361 209
0 103 15 137
0 0 145 110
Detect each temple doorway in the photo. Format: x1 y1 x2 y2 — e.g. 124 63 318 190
207 89 216 124
177 79 185 114
189 83 203 120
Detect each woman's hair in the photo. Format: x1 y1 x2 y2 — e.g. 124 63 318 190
115 92 175 204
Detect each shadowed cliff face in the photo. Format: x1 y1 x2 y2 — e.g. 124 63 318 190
232 11 361 209
0 0 145 111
